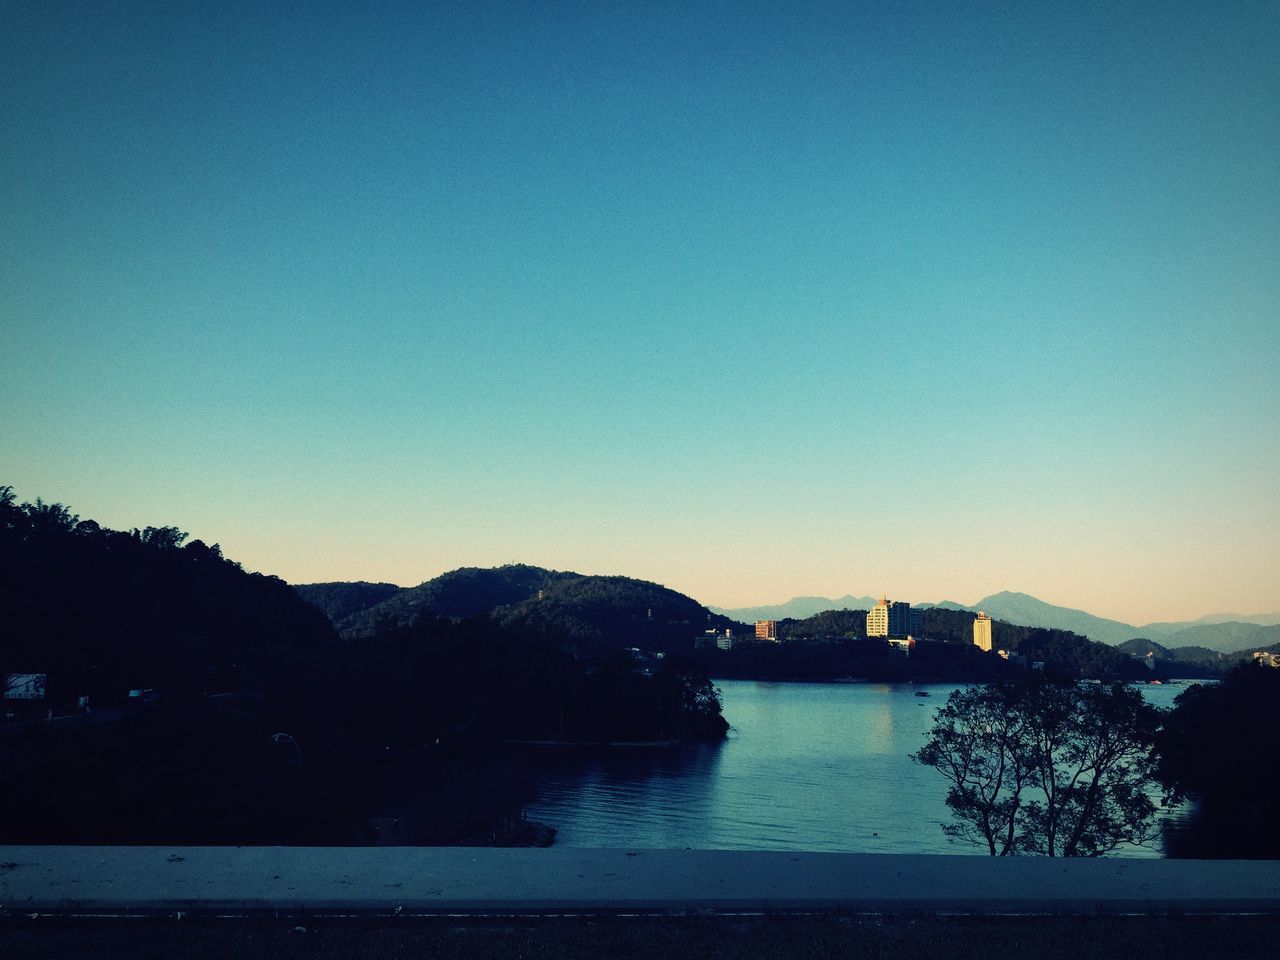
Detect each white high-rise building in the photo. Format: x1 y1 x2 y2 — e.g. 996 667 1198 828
867 595 922 638
973 611 993 652
867 595 890 636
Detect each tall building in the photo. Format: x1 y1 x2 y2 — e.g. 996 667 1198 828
867 596 922 639
755 620 779 642
973 611 992 652
866 596 890 637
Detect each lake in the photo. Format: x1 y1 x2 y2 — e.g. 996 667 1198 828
524 679 1193 856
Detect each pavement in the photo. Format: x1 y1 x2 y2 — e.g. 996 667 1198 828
2 846 1278 915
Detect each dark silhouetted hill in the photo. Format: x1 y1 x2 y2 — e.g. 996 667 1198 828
0 487 338 708
315 565 743 654
493 574 740 655
0 488 730 845
331 565 575 637
293 581 403 624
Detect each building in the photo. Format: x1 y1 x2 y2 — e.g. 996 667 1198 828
755 620 779 642
695 628 735 652
866 595 923 639
973 611 993 652
1253 651 1280 668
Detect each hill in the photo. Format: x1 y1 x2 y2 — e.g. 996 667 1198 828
1154 622 1280 652
311 564 742 653
948 592 1138 646
1115 634 1280 678
329 565 575 637
0 489 730 845
0 488 338 707
964 595 1280 654
721 589 1279 653
494 574 740 654
706 603 1147 682
776 609 868 641
293 581 402 624
1115 638 1173 660
926 593 1280 653
709 595 877 623
1148 610 1280 629
715 590 1145 645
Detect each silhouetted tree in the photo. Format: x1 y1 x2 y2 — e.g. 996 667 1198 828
1156 663 1280 858
913 677 1163 856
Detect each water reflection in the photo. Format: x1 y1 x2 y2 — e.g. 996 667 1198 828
524 679 1194 855
524 739 726 849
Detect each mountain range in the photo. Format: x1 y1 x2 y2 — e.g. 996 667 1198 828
710 591 1280 654
711 595 881 623
296 568 1278 658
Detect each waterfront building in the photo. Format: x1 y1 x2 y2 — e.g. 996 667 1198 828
866 596 923 639
973 611 993 652
755 620 779 642
695 628 735 652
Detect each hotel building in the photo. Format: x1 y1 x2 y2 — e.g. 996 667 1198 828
866 595 923 639
973 611 993 652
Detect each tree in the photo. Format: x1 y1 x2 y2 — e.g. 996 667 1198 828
134 525 188 549
1156 662 1280 858
912 677 1164 856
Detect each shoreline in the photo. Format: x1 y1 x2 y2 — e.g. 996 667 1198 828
504 738 685 748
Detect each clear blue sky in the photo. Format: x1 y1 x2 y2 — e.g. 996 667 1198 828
3 1 1277 624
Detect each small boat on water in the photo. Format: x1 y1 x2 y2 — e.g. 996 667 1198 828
914 690 930 697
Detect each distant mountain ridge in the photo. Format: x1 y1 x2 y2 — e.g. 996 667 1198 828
707 595 878 623
713 590 1280 654
298 576 1278 656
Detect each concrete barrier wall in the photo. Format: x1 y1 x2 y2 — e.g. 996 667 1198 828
2 846 1279 915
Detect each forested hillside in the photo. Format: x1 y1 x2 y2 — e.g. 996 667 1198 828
0 488 728 845
324 564 576 637
305 565 742 654
292 581 403 625
727 605 1152 682
0 487 338 708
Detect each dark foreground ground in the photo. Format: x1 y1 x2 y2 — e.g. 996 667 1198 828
2 915 1277 960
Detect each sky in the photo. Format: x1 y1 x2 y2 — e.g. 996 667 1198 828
2 1 1277 625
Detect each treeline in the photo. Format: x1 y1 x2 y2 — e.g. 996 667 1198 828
0 491 337 709
1157 662 1280 859
1115 637 1273 678
0 488 727 845
694 637 1015 683
725 607 1151 682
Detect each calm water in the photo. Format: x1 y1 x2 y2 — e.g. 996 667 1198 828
524 679 1193 856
